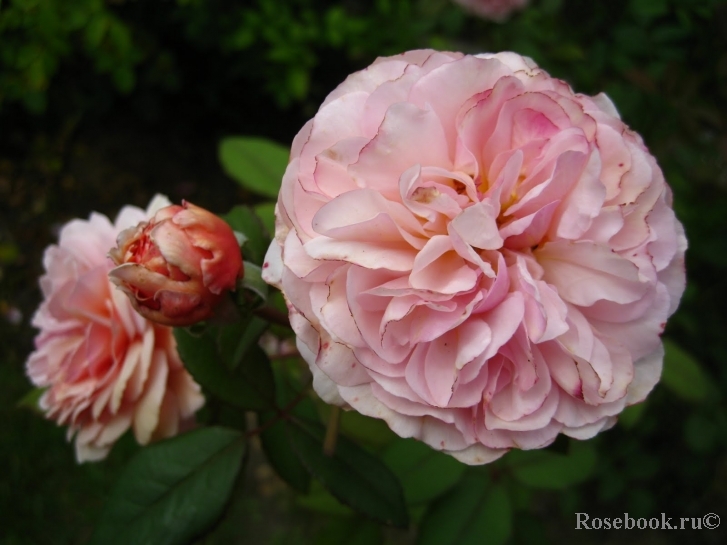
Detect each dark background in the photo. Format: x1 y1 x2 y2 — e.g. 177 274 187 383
1 0 726 543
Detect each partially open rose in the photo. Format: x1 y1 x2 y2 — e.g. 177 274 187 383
109 201 243 327
26 196 205 462
263 50 687 464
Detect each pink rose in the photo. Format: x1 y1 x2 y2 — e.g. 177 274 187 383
263 50 687 464
109 200 243 327
26 196 205 462
452 0 529 21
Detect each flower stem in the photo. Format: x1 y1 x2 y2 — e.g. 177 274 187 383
254 305 290 328
323 406 341 457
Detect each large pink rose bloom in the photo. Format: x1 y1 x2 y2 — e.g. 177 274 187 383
263 50 687 464
26 196 205 462
453 0 529 21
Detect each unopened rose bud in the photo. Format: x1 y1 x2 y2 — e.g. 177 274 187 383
109 201 243 326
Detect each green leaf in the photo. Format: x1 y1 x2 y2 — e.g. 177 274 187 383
112 66 134 94
270 358 318 416
22 91 47 114
259 412 311 493
511 513 548 545
630 0 669 21
16 387 46 414
383 438 466 504
224 205 270 266
27 57 46 89
217 317 269 371
225 340 275 410
296 480 354 516
89 427 246 545
339 410 398 450
239 261 268 306
107 19 132 55
417 472 511 545
214 403 249 431
506 439 597 489
619 401 647 429
661 338 712 403
85 14 109 49
258 356 316 493
0 242 20 264
219 137 289 198
175 327 275 410
316 517 383 545
286 418 409 528
684 413 718 452
254 202 277 237
286 66 310 100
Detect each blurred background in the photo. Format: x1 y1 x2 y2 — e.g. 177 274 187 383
1 0 726 543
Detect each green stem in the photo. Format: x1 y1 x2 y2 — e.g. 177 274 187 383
253 305 290 328
323 406 341 457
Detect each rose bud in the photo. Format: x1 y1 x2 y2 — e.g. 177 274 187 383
109 200 243 326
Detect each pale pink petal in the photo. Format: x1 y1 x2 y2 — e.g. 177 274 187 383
261 239 284 288
339 384 426 440
350 102 453 199
450 199 503 250
304 237 416 271
448 443 508 465
313 188 426 247
409 55 515 151
479 293 525 360
562 417 616 440
410 236 478 294
537 240 648 306
625 344 664 405
315 339 370 387
133 350 169 445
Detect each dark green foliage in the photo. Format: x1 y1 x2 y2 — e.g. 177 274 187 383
220 137 289 199
504 440 597 490
259 413 312 493
224 205 272 266
286 417 410 528
258 362 318 494
383 438 466 504
89 427 246 545
315 517 383 545
174 326 275 411
417 471 511 545
0 0 141 112
661 338 715 402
